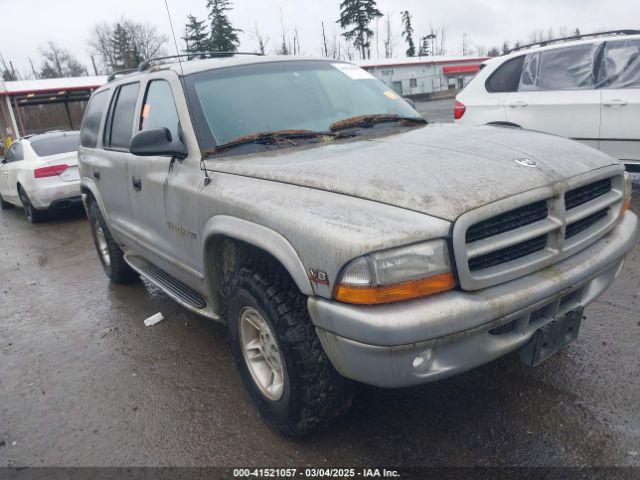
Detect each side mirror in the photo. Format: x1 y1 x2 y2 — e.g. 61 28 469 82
129 128 188 159
403 97 416 109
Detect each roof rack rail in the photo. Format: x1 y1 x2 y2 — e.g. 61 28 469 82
107 68 138 82
507 29 640 54
137 51 263 72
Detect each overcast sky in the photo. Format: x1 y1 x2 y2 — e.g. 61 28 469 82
1 0 639 77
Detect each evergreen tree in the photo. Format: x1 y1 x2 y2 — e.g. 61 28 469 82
401 11 416 57
207 0 241 52
337 0 383 59
112 23 134 69
183 15 210 56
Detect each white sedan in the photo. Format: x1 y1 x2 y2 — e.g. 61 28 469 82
0 131 82 223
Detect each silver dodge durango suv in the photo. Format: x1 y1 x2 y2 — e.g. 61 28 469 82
78 53 638 436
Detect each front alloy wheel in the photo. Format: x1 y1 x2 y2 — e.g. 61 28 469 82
239 306 285 401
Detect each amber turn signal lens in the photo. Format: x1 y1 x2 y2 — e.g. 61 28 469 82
334 273 455 305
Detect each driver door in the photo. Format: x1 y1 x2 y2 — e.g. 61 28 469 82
127 75 203 285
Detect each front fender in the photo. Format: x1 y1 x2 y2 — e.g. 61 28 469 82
201 215 314 298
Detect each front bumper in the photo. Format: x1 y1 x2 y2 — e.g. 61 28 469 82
309 212 638 388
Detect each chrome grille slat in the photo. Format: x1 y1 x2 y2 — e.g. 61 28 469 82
452 167 625 291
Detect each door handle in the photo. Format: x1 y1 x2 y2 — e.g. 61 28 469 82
508 101 528 108
92 168 101 180
132 176 142 191
603 99 628 107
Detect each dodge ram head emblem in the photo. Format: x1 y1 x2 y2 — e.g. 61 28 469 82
514 158 537 168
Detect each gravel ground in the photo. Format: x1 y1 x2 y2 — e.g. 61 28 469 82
1 125 639 469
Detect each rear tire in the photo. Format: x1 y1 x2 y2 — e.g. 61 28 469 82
0 192 12 210
18 186 47 223
87 199 138 284
226 267 354 437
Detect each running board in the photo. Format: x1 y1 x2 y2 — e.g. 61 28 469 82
124 254 220 321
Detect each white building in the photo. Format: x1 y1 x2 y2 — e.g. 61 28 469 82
356 56 488 98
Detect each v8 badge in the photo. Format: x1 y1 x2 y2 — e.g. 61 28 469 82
308 269 329 286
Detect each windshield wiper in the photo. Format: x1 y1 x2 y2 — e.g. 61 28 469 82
202 129 354 157
330 113 426 132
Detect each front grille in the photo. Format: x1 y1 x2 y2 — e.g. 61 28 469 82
565 208 609 239
469 235 547 271
565 178 612 210
454 171 624 291
465 200 548 243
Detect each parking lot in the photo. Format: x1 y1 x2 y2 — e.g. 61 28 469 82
1 104 639 467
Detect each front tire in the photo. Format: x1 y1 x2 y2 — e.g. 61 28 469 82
226 267 354 437
87 199 138 284
18 186 47 223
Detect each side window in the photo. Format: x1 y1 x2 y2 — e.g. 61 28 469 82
140 80 180 141
4 143 23 163
597 39 640 89
104 82 140 150
80 90 109 148
520 45 597 91
485 56 525 93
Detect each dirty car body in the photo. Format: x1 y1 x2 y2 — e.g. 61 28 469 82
78 55 638 434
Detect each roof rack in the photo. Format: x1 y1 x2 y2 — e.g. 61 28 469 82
137 51 263 72
507 29 640 54
107 68 138 82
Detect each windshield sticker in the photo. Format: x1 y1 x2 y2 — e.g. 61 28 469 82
384 90 400 100
332 63 376 80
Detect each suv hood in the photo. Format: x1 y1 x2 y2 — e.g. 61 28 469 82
205 123 617 221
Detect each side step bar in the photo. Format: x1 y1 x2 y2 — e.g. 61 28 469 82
124 254 220 321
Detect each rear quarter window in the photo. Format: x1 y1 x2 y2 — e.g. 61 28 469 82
80 90 110 148
31 134 80 157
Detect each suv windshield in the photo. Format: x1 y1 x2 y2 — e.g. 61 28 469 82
30 133 80 157
185 60 422 150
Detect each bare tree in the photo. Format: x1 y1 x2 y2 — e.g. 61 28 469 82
383 13 393 58
321 22 329 57
0 53 19 81
88 17 168 73
251 23 269 55
39 42 87 78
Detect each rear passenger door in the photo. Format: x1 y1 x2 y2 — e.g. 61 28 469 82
99 82 140 240
127 75 202 284
597 38 640 163
504 44 601 149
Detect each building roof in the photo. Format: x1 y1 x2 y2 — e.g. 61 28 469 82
355 56 488 69
0 76 107 96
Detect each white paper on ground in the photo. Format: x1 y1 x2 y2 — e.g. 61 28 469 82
144 312 164 327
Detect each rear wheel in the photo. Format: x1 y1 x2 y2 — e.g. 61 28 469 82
87 199 138 283
18 186 47 223
226 267 354 437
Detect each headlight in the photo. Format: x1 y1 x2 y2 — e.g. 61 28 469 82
620 172 632 219
334 240 455 305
